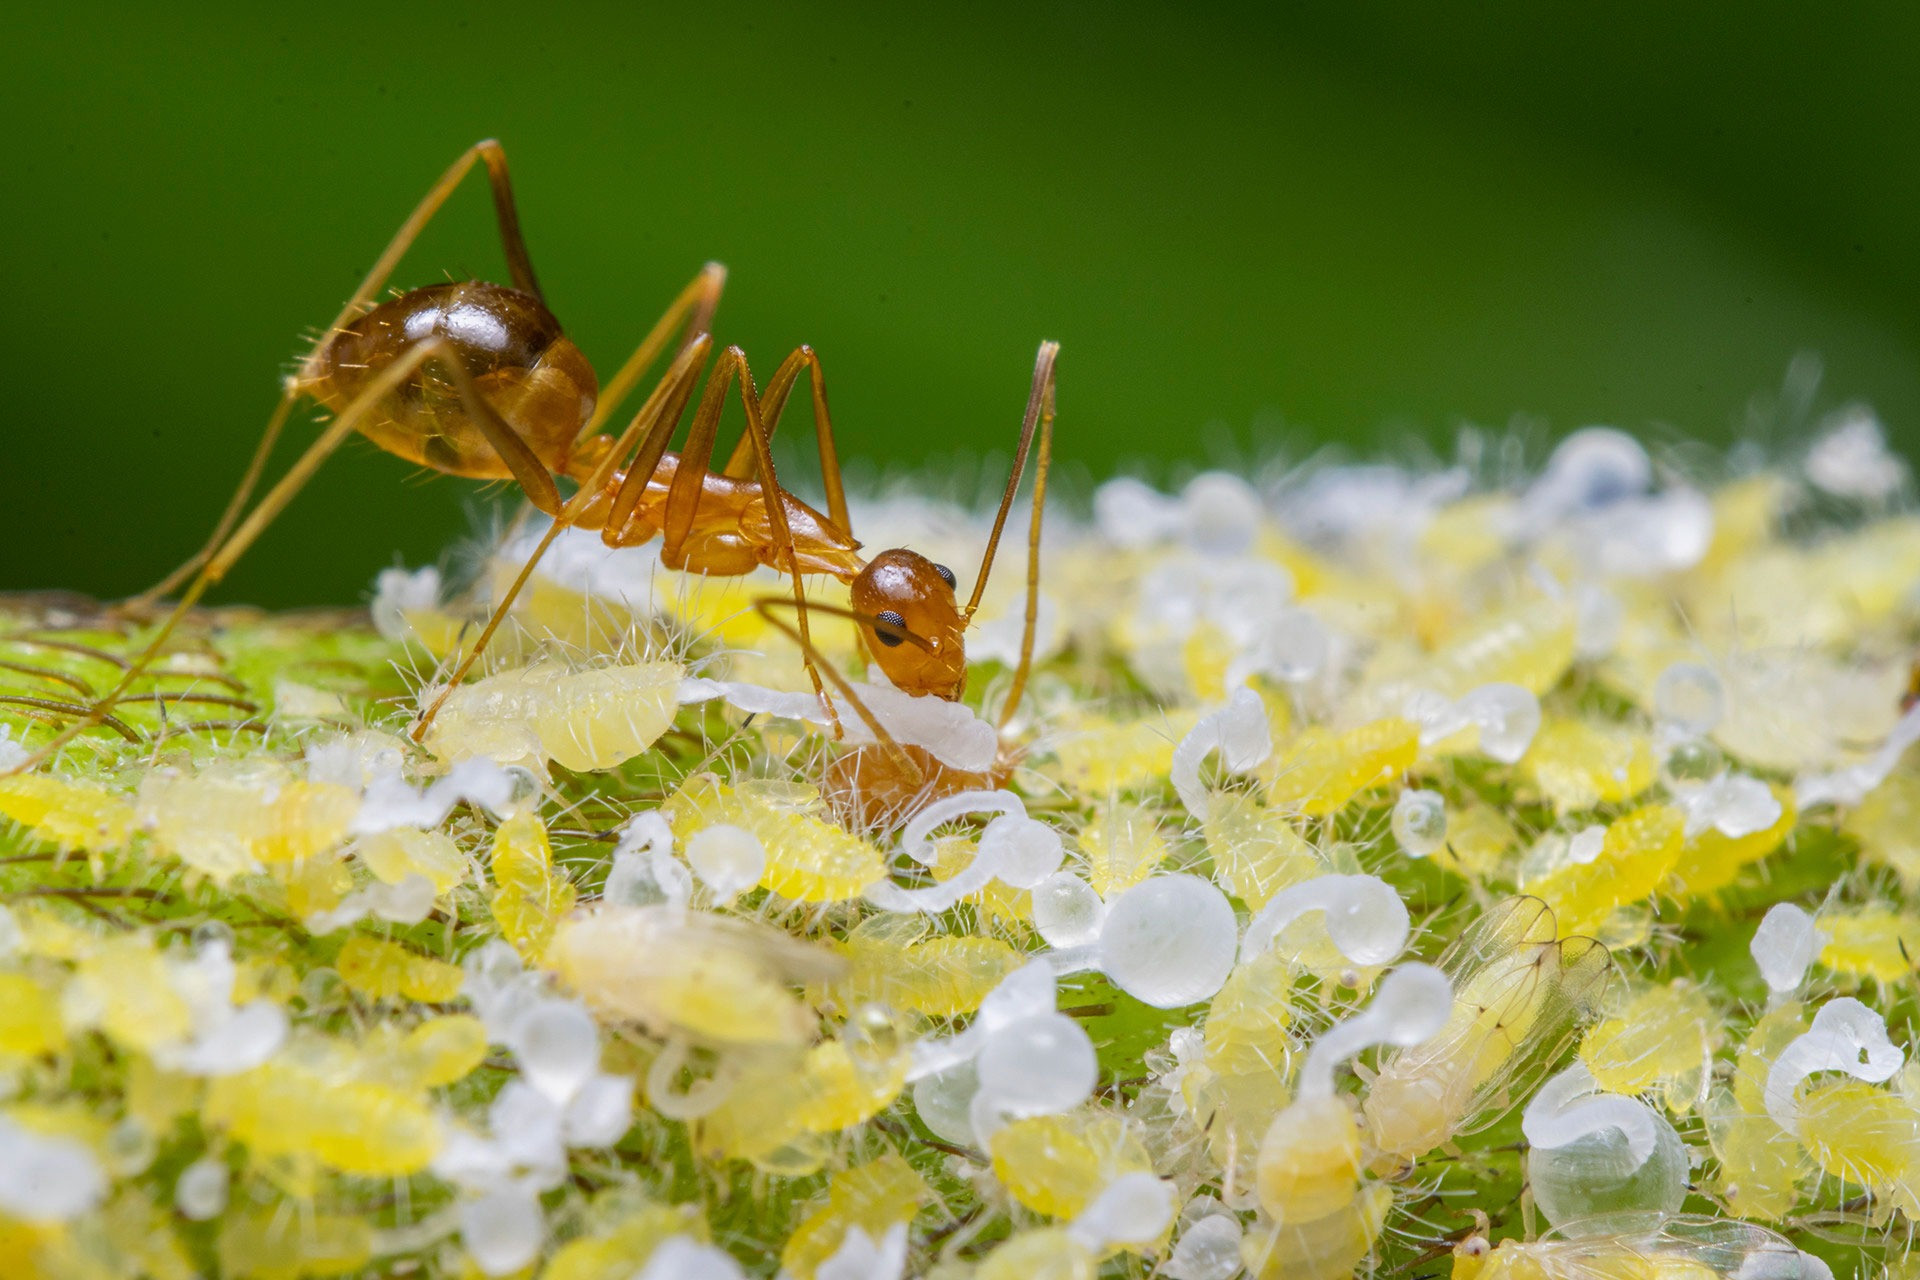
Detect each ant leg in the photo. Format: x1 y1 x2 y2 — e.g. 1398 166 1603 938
6 338 475 776
750 597 924 786
965 341 1060 620
720 345 852 537
408 337 718 741
995 343 1058 730
572 263 728 452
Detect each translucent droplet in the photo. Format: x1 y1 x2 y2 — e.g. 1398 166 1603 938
1527 1110 1688 1228
685 824 765 898
1181 471 1264 555
514 999 600 1104
980 815 1064 890
103 1119 155 1176
1074 1171 1175 1246
913 1060 980 1147
1099 875 1238 1008
976 1013 1097 1116
562 1073 634 1147
1031 873 1105 948
1167 1213 1244 1280
1264 608 1330 682
1391 789 1447 858
1462 683 1542 763
1752 903 1827 995
1661 736 1725 786
461 1185 545 1276
1654 663 1726 736
845 1002 906 1066
174 1156 229 1220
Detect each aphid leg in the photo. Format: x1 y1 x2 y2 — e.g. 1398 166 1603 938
722 345 852 538
749 597 926 787
7 338 481 776
409 337 719 741
131 140 540 610
996 342 1058 730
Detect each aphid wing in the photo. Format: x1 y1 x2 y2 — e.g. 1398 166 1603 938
1536 1212 1802 1276
1442 895 1559 976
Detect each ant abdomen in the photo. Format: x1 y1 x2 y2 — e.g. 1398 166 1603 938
302 281 598 479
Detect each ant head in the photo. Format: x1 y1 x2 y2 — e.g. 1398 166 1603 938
851 549 967 700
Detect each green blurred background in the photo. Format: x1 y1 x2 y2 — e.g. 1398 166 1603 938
5 2 1919 606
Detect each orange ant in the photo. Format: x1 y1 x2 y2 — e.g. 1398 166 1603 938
13 141 1060 814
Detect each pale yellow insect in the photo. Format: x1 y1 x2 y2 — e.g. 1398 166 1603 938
1450 1211 1824 1280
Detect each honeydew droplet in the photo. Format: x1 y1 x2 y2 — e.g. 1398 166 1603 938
1660 736 1725 786
1654 662 1726 736
460 1184 546 1276
514 999 600 1105
913 1059 981 1147
1264 607 1331 682
174 1156 229 1220
1391 789 1447 858
976 1012 1098 1116
1099 874 1238 1008
1752 903 1828 995
1031 873 1105 948
1167 1213 1244 1280
980 815 1065 890
685 823 766 898
1461 683 1542 763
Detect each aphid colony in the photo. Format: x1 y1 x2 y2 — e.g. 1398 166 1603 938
3 414 1918 1278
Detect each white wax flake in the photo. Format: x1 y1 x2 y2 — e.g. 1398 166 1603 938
351 757 528 835
636 1236 749 1280
0 904 20 960
685 824 765 898
911 1060 980 1147
1172 687 1273 819
607 812 692 907
460 1183 546 1277
1673 771 1783 839
975 1012 1100 1115
1067 1171 1177 1251
1795 702 1920 809
1241 873 1410 968
1764 997 1905 1134
678 675 997 773
304 731 408 789
1030 872 1106 948
561 1073 636 1148
1807 407 1907 501
1167 1212 1245 1280
906 958 1062 1085
1522 1062 1660 1165
1404 682 1541 764
1181 471 1266 556
1751 903 1829 995
1130 554 1298 681
304 873 437 935
1094 475 1186 548
1654 662 1727 736
817 1223 910 1280
513 998 601 1105
370 564 443 642
1298 962 1452 1099
867 791 1063 913
1570 488 1716 578
1567 825 1607 866
1391 788 1448 857
1278 464 1470 557
173 1156 229 1220
1093 874 1239 1008
462 942 544 1046
0 1115 106 1222
1573 584 1624 660
0 726 29 773
1515 427 1652 534
150 939 287 1077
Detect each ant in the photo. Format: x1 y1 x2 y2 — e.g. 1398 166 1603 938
12 141 1059 816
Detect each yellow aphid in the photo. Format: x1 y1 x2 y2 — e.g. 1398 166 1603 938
1579 981 1716 1113
542 1203 708 1280
988 1112 1152 1219
1706 1093 1809 1222
1204 949 1299 1081
1796 1079 1920 1216
1203 790 1321 907
1701 472 1786 568
1520 718 1657 815
977 1228 1096 1280
204 1046 441 1177
139 762 356 883
1817 907 1920 984
423 659 682 772
1526 805 1684 937
1078 800 1170 897
1052 712 1193 794
65 934 193 1053
550 904 840 1047
1365 897 1610 1163
790 1040 907 1133
0 774 133 852
1844 768 1920 887
217 1207 374 1280
1266 718 1419 817
490 811 577 962
824 919 1021 1019
1423 597 1576 697
11 903 96 960
1183 621 1237 702
280 845 352 918
334 935 464 1002
688 1047 813 1166
663 775 882 904
1419 494 1509 572
1241 1182 1392 1280
352 827 467 893
397 1014 490 1087
1433 804 1516 880
1668 786 1795 898
1452 1214 1813 1280
780 1154 926 1280
0 973 62 1057
1256 1095 1364 1223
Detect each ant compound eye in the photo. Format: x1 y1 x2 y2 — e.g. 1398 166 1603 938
873 610 908 648
933 563 957 590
